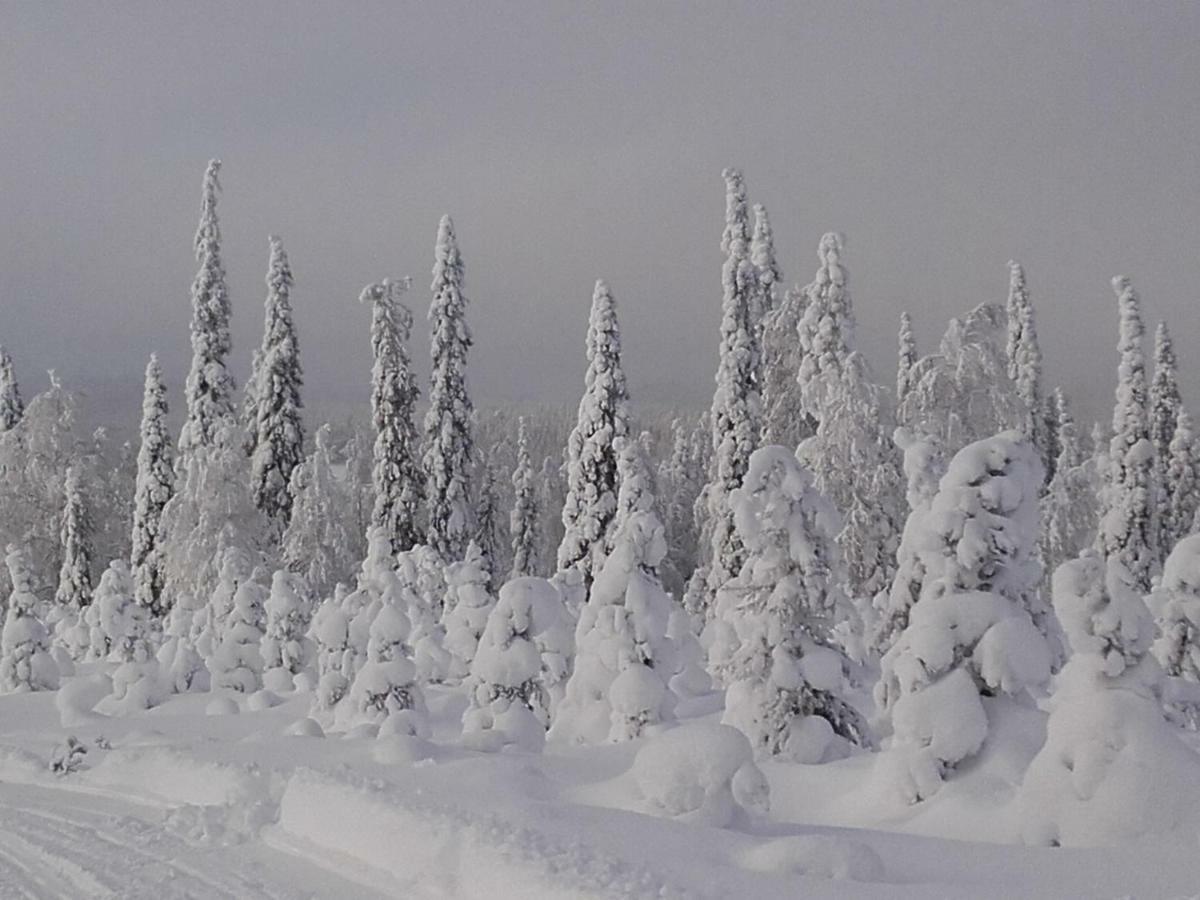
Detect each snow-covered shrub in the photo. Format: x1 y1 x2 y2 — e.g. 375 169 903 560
282 424 356 600
550 502 680 744
1147 534 1200 725
0 545 59 693
710 446 867 761
210 568 268 693
1019 552 1200 846
403 544 452 682
465 577 568 750
156 581 207 693
631 723 769 828
876 432 1051 801
261 570 315 692
344 603 427 736
310 587 353 715
442 542 496 681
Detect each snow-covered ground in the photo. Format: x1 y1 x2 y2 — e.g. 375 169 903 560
2 669 1196 899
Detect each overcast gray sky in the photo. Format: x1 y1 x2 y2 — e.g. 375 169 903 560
2 1 1199 429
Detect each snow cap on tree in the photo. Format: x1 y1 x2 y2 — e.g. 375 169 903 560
423 214 475 561
556 278 630 585
249 234 305 535
179 159 237 457
750 202 782 326
0 345 24 432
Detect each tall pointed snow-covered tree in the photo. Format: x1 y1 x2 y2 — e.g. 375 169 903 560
54 465 93 612
1150 321 1181 466
556 279 630 585
509 417 540 579
1006 262 1044 459
362 278 423 555
896 311 917 410
249 235 304 536
1098 276 1158 592
1041 388 1101 587
423 215 475 561
473 456 502 588
178 159 237 459
750 203 782 332
685 168 761 621
796 233 855 427
0 346 24 432
282 424 357 600
131 355 174 615
1162 409 1200 555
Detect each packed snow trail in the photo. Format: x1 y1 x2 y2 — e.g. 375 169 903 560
0 780 386 900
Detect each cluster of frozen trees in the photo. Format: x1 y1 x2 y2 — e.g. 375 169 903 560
4 161 1200 839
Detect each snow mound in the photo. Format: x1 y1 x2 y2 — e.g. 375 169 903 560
246 689 281 711
56 672 112 727
371 733 435 765
631 723 769 827
738 834 885 882
285 717 325 738
205 696 240 716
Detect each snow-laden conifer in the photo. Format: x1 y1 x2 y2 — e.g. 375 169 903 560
896 311 917 410
0 346 24 432
179 160 237 458
54 465 93 614
261 570 314 692
796 233 855 425
1163 410 1200 554
361 278 423 554
1098 276 1158 592
760 284 811 448
131 355 174 616
1006 262 1044 456
509 417 540 579
749 203 782 331
423 215 475 560
1041 389 1102 587
556 279 630 584
1150 321 1181 467
249 235 304 535
685 169 760 620
442 541 496 681
282 424 356 599
0 545 58 693
877 433 1052 801
210 565 268 693
711 446 868 760
473 457 502 588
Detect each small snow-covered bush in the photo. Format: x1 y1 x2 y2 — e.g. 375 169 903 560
261 570 314 692
344 603 427 736
441 542 495 681
1148 534 1200 724
1019 552 1200 846
0 544 59 693
210 568 268 693
631 723 769 828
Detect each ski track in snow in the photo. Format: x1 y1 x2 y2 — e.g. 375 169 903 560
0 781 375 900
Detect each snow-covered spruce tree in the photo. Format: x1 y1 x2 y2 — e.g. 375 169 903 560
798 350 904 607
442 541 496 681
1041 389 1102 588
309 584 353 715
281 424 356 600
0 544 58 693
551 438 681 744
362 278 423 554
1149 535 1200 720
656 417 702 598
344 598 429 736
423 215 475 561
210 565 268 693
711 446 868 761
1005 262 1045 458
1150 321 1181 471
249 235 304 537
868 428 947 657
896 311 917 411
556 278 630 586
54 465 93 615
749 203 782 334
1040 390 1062 483
796 233 855 427
178 159 237 459
509 417 540 579
470 576 571 751
1097 276 1158 593
1163 410 1200 554
260 569 314 692
876 432 1051 802
98 560 163 711
0 346 24 432
473 457 502 589
685 169 761 621
130 355 174 616
1021 551 1200 846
